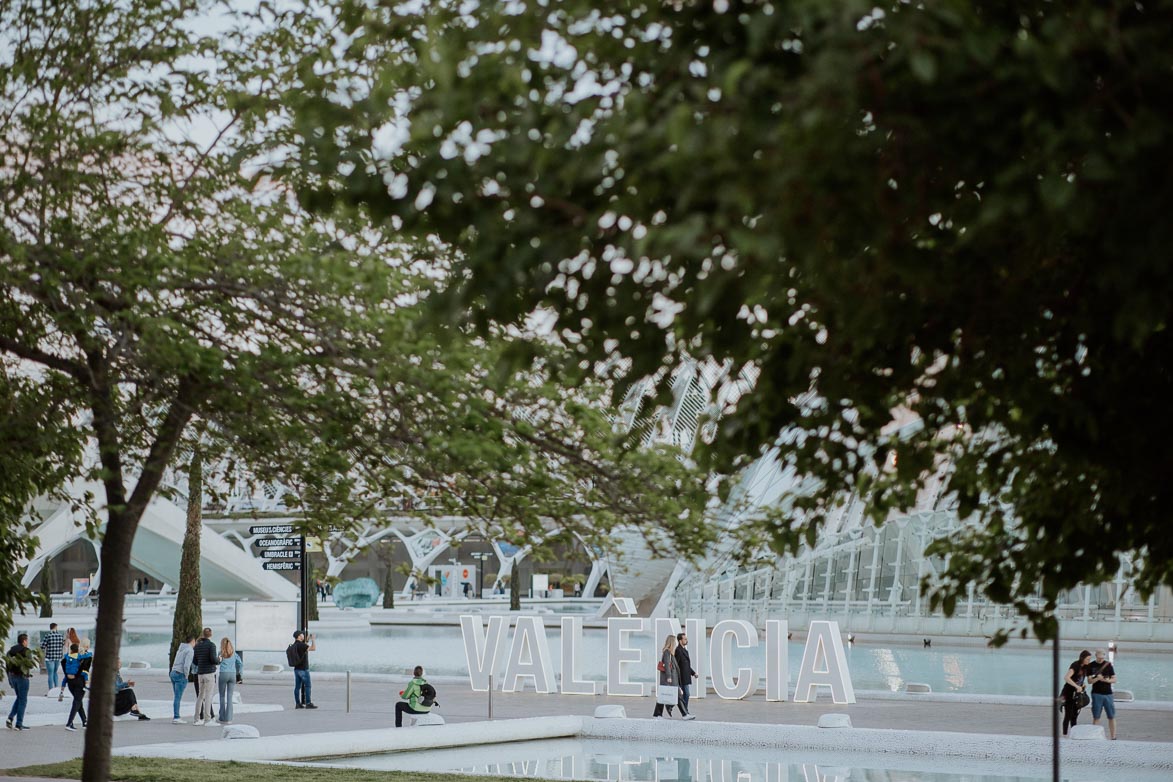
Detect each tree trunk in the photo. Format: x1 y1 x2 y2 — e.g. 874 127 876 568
382 544 395 609
82 384 195 782
39 566 53 618
170 445 204 668
82 509 135 782
510 559 520 611
307 568 320 621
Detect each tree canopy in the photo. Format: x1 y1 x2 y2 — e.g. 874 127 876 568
289 0 1173 636
0 1 707 777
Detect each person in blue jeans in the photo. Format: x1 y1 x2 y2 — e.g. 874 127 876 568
40 623 64 695
290 630 317 709
5 633 34 731
217 637 243 724
169 635 196 724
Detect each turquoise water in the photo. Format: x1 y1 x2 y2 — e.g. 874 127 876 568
299 737 1159 782
11 623 1171 700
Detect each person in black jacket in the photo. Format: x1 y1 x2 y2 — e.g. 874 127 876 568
674 633 698 721
191 628 220 725
5 633 34 731
1060 650 1091 736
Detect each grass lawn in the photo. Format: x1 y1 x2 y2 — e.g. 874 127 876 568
7 758 518 782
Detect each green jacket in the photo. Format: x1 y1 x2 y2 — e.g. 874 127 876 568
401 676 431 711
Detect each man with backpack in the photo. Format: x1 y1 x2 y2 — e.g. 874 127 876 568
395 665 436 726
288 630 317 709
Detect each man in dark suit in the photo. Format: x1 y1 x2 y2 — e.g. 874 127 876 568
674 632 698 720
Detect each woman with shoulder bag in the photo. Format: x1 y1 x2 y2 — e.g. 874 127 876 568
652 634 680 719
1060 649 1092 736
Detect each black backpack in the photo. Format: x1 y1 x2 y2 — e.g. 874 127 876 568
286 643 300 667
419 681 437 707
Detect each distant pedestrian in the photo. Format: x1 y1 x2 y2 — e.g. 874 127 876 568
170 635 196 724
1088 649 1118 739
61 642 91 730
652 634 680 719
5 633 34 731
290 630 317 709
1060 649 1091 736
395 665 435 727
217 638 242 724
674 632 698 721
40 622 64 695
113 658 150 720
191 627 220 726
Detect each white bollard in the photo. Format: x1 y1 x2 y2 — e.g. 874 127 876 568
817 714 853 729
1069 724 1106 740
222 724 261 739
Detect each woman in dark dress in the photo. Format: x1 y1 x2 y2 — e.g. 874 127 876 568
652 635 680 719
1060 649 1092 736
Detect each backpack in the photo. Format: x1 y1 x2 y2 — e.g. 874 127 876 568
419 681 437 707
286 643 300 667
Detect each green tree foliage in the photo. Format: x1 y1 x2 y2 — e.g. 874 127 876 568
169 444 204 670
291 0 1173 638
0 367 79 638
1 2 709 777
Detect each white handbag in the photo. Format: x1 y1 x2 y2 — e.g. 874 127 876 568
656 683 678 705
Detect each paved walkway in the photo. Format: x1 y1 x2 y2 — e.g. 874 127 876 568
3 671 1171 772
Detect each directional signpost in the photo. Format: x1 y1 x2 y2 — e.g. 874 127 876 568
251 524 308 633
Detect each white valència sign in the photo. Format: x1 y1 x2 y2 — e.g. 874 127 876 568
458 611 855 704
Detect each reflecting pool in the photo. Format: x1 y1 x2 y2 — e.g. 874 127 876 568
298 737 1164 782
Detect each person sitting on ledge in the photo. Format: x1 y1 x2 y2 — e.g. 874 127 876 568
395 665 435 727
114 658 150 720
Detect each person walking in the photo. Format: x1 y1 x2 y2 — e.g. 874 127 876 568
5 633 35 731
674 632 698 721
169 636 196 724
58 628 80 703
191 628 220 726
61 642 91 730
395 665 434 727
40 623 64 695
652 634 680 719
113 658 150 720
290 630 317 709
1060 649 1091 736
217 637 242 724
1088 648 1118 739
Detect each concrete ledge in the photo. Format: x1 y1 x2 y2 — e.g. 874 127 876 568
114 715 585 761
113 715 1173 773
19 698 282 728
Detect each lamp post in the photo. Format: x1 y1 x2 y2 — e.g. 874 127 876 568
471 552 492 600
